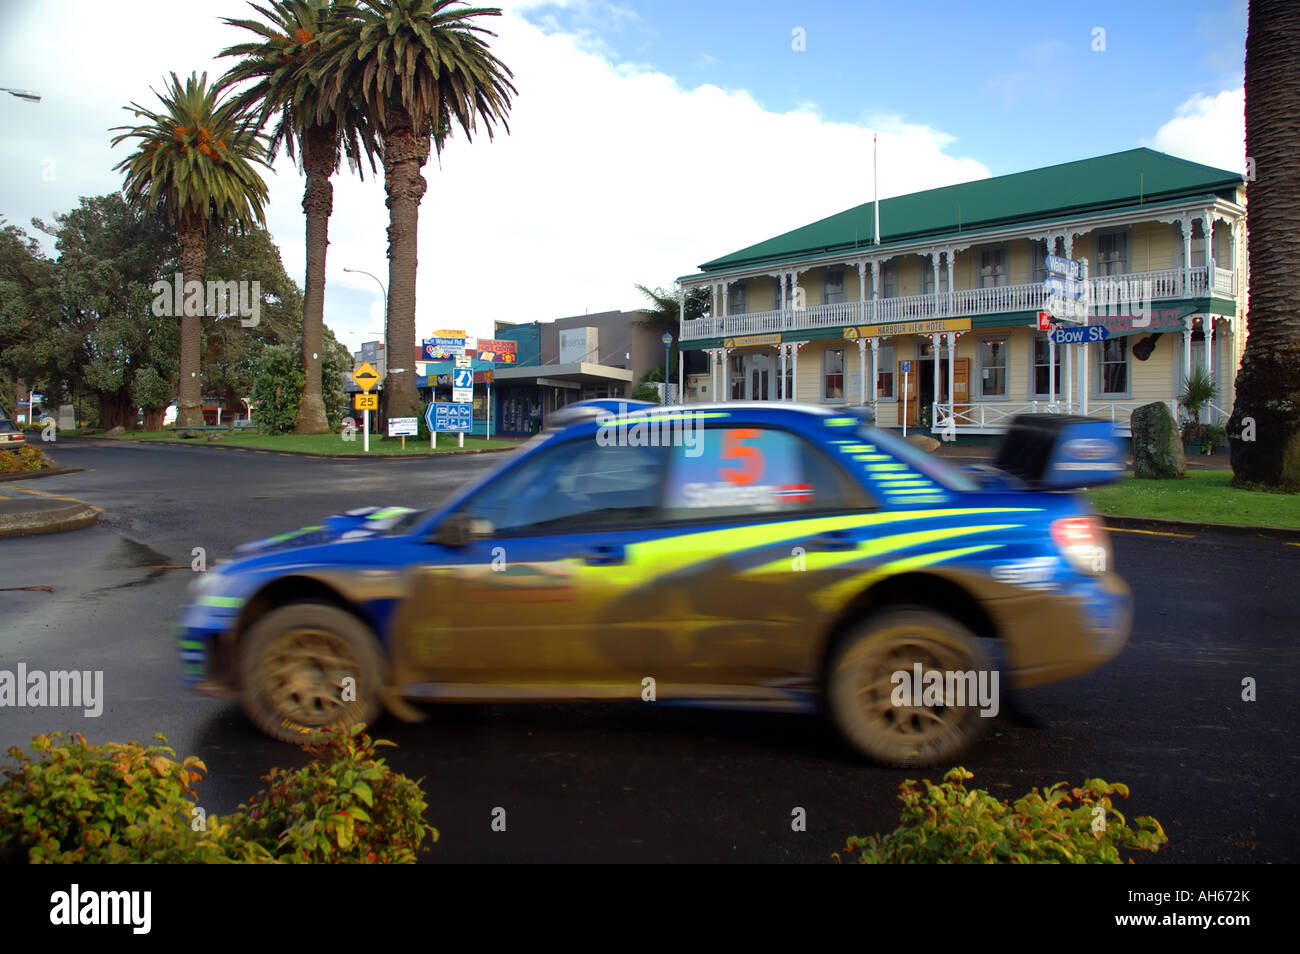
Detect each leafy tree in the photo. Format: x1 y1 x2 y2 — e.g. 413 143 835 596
252 343 306 434
219 0 379 434
309 0 516 423
111 72 271 427
1229 0 1300 490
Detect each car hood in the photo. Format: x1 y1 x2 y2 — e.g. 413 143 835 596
231 505 419 559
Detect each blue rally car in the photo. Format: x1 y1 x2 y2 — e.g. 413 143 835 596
179 401 1131 767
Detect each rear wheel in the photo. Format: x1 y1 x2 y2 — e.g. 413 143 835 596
239 602 383 743
827 607 994 767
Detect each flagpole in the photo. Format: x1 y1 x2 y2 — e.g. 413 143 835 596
873 133 880 246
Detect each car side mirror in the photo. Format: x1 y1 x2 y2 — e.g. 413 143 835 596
435 512 495 547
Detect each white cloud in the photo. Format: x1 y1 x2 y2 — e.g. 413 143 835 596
1145 87 1245 173
0 0 989 355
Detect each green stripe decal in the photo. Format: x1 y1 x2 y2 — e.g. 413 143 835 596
198 595 244 609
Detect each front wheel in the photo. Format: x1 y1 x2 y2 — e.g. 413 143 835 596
239 602 384 743
826 607 995 767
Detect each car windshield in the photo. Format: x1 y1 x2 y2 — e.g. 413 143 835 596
861 426 979 492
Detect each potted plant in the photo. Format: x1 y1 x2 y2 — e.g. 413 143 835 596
1178 366 1218 454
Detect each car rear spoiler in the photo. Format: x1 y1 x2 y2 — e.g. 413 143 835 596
970 414 1126 491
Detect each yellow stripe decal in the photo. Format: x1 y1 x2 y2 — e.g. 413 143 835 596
741 524 1020 576
812 543 1005 610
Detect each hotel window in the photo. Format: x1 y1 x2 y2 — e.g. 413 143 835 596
1031 335 1063 398
727 281 747 315
1030 239 1050 285
730 353 745 400
1097 338 1129 395
1095 229 1129 276
823 348 845 402
920 257 936 295
823 267 846 304
876 343 896 399
772 276 785 311
979 337 1008 397
978 245 1009 288
881 260 899 298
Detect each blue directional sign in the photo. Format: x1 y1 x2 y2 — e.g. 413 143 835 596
452 368 474 390
1045 254 1084 279
426 401 472 432
1051 325 1110 345
900 360 912 373
1044 275 1084 300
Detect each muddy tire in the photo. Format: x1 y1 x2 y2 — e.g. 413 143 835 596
239 602 383 743
827 607 995 767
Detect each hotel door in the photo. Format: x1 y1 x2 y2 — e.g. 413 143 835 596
900 360 919 427
749 354 772 401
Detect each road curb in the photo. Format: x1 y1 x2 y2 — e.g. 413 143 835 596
0 465 84 483
66 436 519 459
0 502 99 538
1101 513 1300 543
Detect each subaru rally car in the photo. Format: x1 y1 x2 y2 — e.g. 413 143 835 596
178 400 1131 767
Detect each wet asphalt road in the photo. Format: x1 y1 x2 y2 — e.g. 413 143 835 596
0 439 1295 863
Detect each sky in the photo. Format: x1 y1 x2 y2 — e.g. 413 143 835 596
0 0 1247 353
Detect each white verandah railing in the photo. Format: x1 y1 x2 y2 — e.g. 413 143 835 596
681 265 1230 341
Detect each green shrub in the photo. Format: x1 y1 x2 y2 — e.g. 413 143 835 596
251 343 305 435
230 726 438 863
0 732 272 863
835 767 1167 864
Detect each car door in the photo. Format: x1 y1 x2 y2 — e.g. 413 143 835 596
587 424 877 695
389 436 671 696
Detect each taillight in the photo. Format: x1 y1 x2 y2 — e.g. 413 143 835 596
1051 515 1111 575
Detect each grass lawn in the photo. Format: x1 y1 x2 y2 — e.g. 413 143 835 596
1086 470 1300 530
100 429 520 456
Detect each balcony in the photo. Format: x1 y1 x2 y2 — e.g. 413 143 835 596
680 265 1235 341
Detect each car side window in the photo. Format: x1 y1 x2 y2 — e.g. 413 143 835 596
457 438 668 534
661 426 872 521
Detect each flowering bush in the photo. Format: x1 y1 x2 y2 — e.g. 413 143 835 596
835 767 1167 864
0 444 46 472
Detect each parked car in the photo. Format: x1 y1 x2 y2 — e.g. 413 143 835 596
177 401 1131 766
0 409 27 452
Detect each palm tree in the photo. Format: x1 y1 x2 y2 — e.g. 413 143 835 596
1229 0 1300 491
218 0 379 433
112 72 269 428
309 0 516 422
633 283 710 383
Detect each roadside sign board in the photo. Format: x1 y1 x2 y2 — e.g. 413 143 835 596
475 338 518 363
425 336 466 359
387 417 418 437
428 402 472 432
352 361 381 392
1044 275 1084 300
1036 311 1052 331
1045 255 1085 280
1051 325 1110 345
454 353 472 370
1046 294 1087 322
452 367 474 403
900 360 912 373
354 393 378 411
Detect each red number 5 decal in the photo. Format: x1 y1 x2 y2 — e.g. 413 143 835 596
720 429 764 486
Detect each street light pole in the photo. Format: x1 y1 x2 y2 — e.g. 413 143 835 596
345 267 388 433
0 88 41 103
661 332 674 405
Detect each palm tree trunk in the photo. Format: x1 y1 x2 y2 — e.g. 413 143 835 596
177 210 207 428
294 122 336 434
1230 0 1300 491
381 107 430 425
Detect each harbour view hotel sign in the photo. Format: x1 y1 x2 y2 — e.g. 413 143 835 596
843 317 972 339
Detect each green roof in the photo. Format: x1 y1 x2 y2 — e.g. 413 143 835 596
699 148 1243 272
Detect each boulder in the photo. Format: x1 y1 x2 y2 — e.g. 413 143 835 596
206 434 223 442
906 434 941 453
106 426 126 437
1130 402 1185 479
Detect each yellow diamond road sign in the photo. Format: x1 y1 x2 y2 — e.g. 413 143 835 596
352 361 380 392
